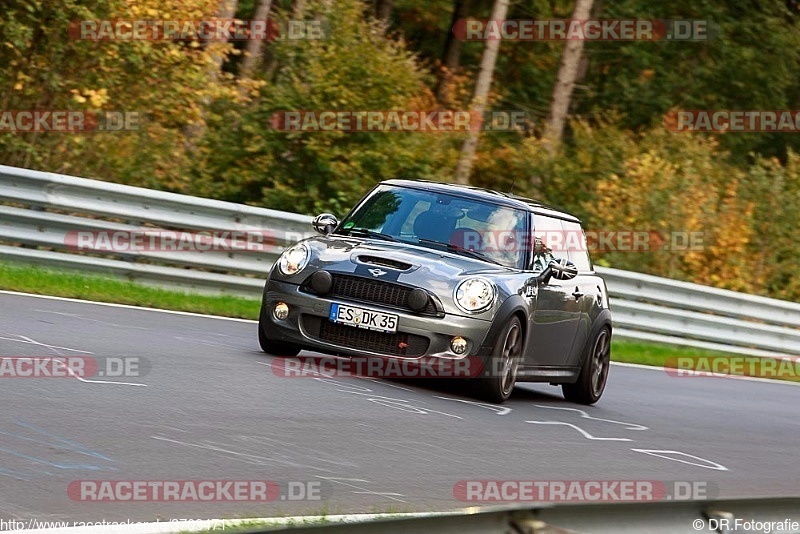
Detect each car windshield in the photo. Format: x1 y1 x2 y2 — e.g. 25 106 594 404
337 185 529 269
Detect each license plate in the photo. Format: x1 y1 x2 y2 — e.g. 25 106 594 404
329 303 398 333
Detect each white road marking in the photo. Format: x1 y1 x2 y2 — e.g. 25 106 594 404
525 421 632 441
355 376 414 391
56 359 148 387
313 377 373 392
316 476 407 503
342 390 462 419
0 423 113 461
0 334 93 354
307 375 463 419
0 466 29 481
34 310 147 330
630 449 729 471
533 405 648 430
151 436 332 472
611 361 800 387
235 435 360 469
0 335 144 386
258 356 415 391
434 396 512 415
0 290 257 323
174 336 247 349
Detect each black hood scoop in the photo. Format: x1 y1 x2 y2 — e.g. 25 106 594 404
357 255 413 271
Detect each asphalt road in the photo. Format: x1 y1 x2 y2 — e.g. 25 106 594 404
0 291 798 525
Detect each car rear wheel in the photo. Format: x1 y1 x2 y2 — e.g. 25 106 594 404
562 327 610 405
476 317 522 403
258 312 301 356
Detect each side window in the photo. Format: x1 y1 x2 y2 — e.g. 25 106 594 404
562 220 593 272
531 215 564 272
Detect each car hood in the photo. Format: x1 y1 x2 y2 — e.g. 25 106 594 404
271 235 521 318
298 234 514 284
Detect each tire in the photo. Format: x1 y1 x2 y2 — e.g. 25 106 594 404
562 326 611 405
258 311 301 356
476 317 523 403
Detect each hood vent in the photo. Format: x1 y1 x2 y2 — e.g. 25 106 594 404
357 255 412 271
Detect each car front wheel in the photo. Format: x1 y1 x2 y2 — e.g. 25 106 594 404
562 326 611 405
476 316 523 403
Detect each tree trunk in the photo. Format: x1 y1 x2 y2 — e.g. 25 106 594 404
375 0 393 22
210 0 238 77
184 0 238 145
240 0 273 78
435 0 470 105
542 0 593 153
454 0 509 185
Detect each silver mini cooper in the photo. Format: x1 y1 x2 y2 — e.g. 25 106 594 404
259 180 612 404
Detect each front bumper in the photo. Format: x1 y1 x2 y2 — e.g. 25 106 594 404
260 279 493 360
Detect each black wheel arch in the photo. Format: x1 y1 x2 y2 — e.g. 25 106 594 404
478 295 529 357
569 309 613 379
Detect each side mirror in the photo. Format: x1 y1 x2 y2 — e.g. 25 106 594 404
533 258 578 286
549 258 578 281
312 213 339 235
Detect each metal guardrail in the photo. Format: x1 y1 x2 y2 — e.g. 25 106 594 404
240 498 800 534
1 164 799 358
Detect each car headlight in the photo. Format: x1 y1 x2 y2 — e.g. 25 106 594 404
278 243 310 276
454 277 495 313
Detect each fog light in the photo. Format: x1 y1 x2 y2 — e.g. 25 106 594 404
450 336 468 355
273 302 289 320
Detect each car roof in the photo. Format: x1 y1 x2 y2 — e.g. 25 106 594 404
381 179 581 223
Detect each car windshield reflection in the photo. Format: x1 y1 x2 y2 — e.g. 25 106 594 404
337 185 529 269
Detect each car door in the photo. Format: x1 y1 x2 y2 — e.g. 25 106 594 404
526 214 583 368
561 220 601 367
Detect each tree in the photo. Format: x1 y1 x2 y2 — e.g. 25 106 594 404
543 0 593 153
211 0 239 76
435 0 470 105
375 0 393 22
454 0 509 184
189 0 457 215
0 0 237 184
240 0 274 77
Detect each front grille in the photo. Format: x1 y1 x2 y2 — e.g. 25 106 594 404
302 316 430 357
303 273 441 316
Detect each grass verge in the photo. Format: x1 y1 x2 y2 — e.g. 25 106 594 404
612 339 739 367
0 262 260 319
612 339 800 383
1 262 795 382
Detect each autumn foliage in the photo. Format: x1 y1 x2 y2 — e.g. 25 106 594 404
0 0 798 301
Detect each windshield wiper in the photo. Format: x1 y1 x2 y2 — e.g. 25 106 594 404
416 238 505 266
341 227 399 242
